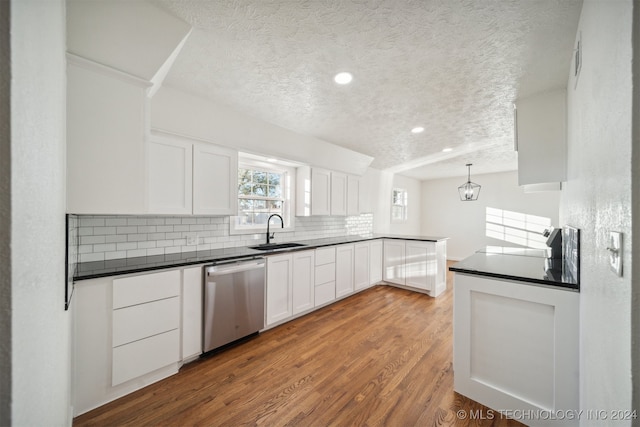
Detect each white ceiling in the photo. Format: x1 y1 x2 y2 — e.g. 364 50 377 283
155 0 582 180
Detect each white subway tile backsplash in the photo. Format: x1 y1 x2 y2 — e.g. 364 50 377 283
116 226 138 234
72 213 373 261
80 235 105 245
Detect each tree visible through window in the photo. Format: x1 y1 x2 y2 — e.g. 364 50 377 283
237 166 286 227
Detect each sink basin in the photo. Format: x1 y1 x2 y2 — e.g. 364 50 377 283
249 242 307 251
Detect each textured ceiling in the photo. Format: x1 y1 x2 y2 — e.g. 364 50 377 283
156 0 582 180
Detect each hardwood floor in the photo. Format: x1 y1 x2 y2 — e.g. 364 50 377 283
74 262 523 427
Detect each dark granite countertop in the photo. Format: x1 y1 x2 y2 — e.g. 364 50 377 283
74 234 448 281
449 246 579 291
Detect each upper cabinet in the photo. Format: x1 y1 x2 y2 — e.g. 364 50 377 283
330 172 347 216
515 88 567 187
147 132 238 216
193 143 238 216
296 166 361 217
67 59 148 214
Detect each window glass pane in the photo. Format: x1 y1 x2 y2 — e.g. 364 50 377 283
254 200 266 210
239 183 252 196
238 168 251 185
269 200 282 210
239 199 253 211
253 171 267 184
268 172 280 186
268 185 281 198
251 184 266 196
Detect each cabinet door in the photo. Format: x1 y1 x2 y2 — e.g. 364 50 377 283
292 250 315 315
383 240 405 285
266 254 293 325
354 242 370 291
335 244 354 298
311 168 331 216
182 266 203 360
369 240 383 285
347 175 361 216
405 241 430 291
330 172 348 216
148 137 193 214
193 143 238 215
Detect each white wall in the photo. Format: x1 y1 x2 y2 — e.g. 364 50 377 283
10 0 71 425
0 1 10 424
421 171 560 260
560 0 635 422
151 86 374 176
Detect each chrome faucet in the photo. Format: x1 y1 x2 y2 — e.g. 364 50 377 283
266 214 284 244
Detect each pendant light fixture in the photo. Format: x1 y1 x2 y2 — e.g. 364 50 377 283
458 163 481 201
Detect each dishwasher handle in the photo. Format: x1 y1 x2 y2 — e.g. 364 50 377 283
206 259 265 276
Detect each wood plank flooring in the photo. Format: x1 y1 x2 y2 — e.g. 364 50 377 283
74 262 524 427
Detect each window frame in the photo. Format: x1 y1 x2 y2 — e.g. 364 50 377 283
391 188 408 223
230 158 296 236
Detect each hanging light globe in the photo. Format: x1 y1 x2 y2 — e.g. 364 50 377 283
458 163 481 201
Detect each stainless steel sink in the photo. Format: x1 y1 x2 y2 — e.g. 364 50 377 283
249 242 307 251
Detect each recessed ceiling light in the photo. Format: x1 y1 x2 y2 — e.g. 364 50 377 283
442 148 453 152
266 158 278 163
411 127 425 134
334 72 353 85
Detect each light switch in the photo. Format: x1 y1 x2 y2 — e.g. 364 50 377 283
607 232 623 277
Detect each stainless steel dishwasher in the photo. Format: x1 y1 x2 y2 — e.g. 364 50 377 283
203 257 265 353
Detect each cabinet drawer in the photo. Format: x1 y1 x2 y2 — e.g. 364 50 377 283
112 329 180 386
315 247 336 265
112 297 180 347
315 263 335 285
113 270 180 309
314 281 335 307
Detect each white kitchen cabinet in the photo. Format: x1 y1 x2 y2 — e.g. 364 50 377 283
147 135 193 214
347 175 361 215
330 172 348 216
369 240 383 285
266 253 293 326
383 239 405 286
296 166 331 216
147 132 238 216
454 273 579 425
404 241 430 292
335 244 355 298
182 266 204 361
193 143 238 215
73 268 185 416
314 246 336 306
384 239 447 297
353 242 370 291
515 88 567 186
66 57 147 214
112 271 181 386
292 250 315 315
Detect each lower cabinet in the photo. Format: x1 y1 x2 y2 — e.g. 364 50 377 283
314 247 336 306
73 266 205 417
369 240 383 285
266 253 294 326
354 242 370 291
292 250 315 315
182 266 203 361
335 244 355 298
453 273 579 424
384 239 447 297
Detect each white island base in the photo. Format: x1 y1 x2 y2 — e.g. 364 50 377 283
453 273 579 426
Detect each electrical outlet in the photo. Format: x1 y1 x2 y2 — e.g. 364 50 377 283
186 233 198 245
607 232 622 277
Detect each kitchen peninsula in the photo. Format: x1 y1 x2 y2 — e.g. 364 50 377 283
450 247 579 426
